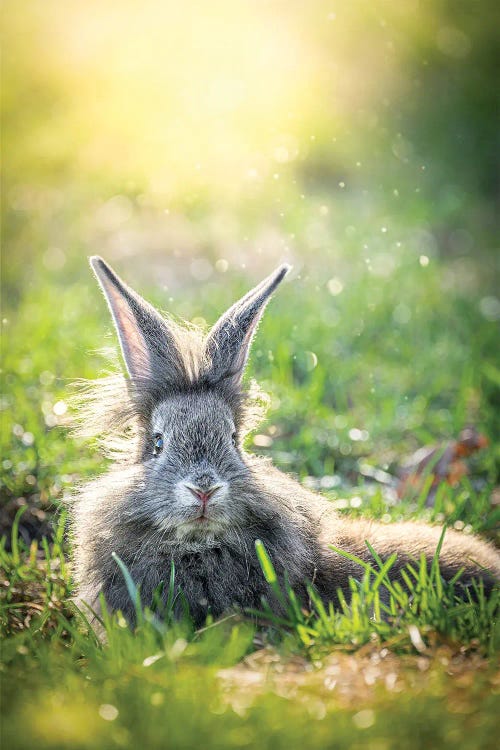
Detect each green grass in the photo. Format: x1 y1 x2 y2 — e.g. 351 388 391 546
3 613 498 750
2 196 500 748
252 535 500 655
1 510 499 750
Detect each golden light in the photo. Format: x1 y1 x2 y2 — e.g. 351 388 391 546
4 1 434 205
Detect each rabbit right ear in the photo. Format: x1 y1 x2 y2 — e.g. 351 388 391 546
90 257 183 384
204 264 290 387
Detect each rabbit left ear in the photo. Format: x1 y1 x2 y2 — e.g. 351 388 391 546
204 264 290 386
90 256 184 385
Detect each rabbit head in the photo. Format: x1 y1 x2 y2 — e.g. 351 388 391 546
88 257 290 546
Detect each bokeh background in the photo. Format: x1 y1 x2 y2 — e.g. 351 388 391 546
2 0 500 538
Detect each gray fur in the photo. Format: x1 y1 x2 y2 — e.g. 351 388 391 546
70 257 500 627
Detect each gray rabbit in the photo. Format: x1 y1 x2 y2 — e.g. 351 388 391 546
71 258 499 626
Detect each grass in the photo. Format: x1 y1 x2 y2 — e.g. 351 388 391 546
2 202 500 747
1 507 499 750
252 535 500 655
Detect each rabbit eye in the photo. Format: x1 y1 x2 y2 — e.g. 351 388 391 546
231 432 237 447
153 433 164 456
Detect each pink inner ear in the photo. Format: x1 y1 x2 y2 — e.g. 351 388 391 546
107 285 152 380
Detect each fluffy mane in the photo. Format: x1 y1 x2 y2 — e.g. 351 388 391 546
70 315 270 464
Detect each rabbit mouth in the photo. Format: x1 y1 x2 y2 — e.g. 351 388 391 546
175 511 230 538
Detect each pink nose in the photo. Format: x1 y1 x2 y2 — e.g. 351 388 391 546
185 484 220 505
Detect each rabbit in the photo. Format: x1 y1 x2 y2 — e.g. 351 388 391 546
70 257 500 627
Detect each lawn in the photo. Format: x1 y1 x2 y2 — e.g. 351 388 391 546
2 207 499 747
2 1 500 748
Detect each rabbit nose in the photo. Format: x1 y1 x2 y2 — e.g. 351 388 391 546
184 483 221 505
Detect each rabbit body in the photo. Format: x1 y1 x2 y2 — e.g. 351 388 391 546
71 259 499 626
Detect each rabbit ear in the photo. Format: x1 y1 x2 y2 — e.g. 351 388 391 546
90 256 182 382
205 264 291 386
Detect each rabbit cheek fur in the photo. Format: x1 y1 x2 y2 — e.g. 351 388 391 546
71 257 499 629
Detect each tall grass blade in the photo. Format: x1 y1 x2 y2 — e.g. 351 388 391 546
111 552 143 625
